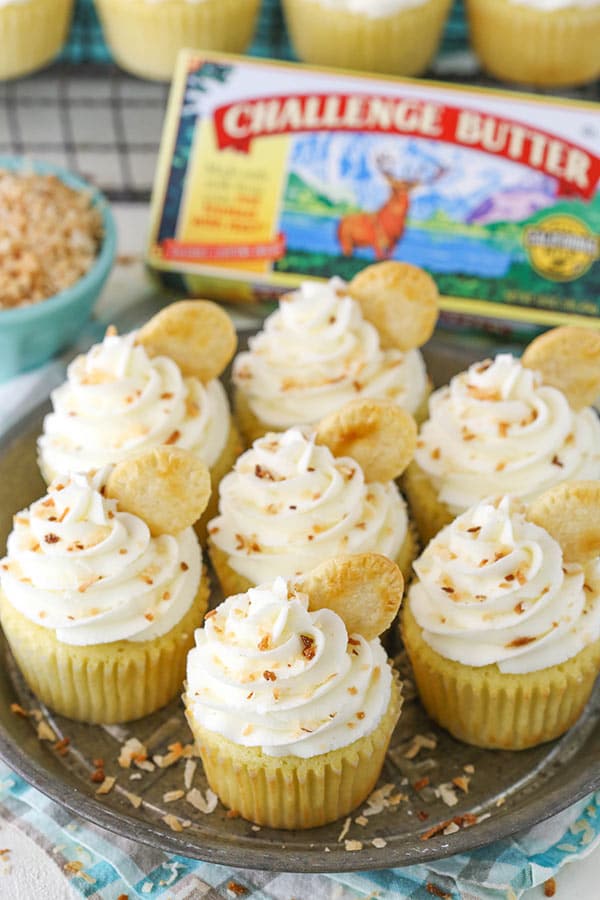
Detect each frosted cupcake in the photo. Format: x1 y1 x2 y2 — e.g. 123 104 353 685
94 0 261 81
466 0 600 87
38 301 240 540
0 0 73 80
402 492 600 749
185 553 404 828
234 262 438 446
282 0 452 77
405 334 600 545
209 399 418 596
0 448 211 723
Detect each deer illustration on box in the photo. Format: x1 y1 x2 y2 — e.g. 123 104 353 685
338 157 446 261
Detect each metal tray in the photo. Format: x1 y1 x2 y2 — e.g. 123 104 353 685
0 333 598 873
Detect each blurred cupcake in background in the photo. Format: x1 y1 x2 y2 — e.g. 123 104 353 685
466 0 600 87
281 0 452 77
94 0 261 81
0 0 74 80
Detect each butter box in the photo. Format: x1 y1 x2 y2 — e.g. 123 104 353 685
147 51 600 330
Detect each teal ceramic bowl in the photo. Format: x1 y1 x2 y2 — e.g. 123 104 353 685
0 157 117 382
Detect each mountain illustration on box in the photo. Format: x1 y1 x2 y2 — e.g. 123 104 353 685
281 170 599 262
284 172 360 217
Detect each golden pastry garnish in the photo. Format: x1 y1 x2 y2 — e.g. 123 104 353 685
106 446 211 536
137 300 237 383
316 398 417 482
521 326 600 411
349 261 438 351
297 553 404 641
527 481 600 564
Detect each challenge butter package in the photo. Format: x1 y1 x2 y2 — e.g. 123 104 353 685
147 51 600 331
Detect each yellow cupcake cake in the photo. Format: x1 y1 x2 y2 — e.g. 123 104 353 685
402 490 600 750
282 0 452 77
184 553 404 828
209 399 419 595
233 262 438 447
466 0 600 87
37 301 241 542
404 327 600 546
0 448 211 724
95 0 261 81
0 0 74 80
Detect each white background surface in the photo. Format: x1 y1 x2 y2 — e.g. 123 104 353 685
0 202 597 900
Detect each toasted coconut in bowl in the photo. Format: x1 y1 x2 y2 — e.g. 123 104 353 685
0 157 117 381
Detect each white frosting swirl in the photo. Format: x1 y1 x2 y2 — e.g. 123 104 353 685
409 496 600 674
233 278 428 427
209 428 408 583
186 576 393 757
38 331 230 481
415 354 600 514
0 472 202 646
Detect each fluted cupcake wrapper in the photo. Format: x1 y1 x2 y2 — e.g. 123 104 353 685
281 0 452 78
402 603 600 750
0 0 73 81
196 421 243 545
185 677 402 829
466 0 600 87
94 0 261 82
402 459 454 547
0 580 208 724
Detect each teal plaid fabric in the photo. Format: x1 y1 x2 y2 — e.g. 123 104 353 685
60 0 469 65
1 763 599 900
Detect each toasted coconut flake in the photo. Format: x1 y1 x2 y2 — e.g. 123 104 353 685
337 816 352 843
452 775 470 794
37 721 57 742
184 759 197 791
344 840 363 852
118 737 149 769
163 814 186 832
363 783 397 817
63 860 96 884
163 790 185 803
425 883 451 900
123 791 143 809
403 734 437 760
372 837 387 849
354 815 368 827
186 787 218 814
95 776 116 796
436 783 459 807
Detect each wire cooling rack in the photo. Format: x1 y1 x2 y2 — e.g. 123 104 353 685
0 67 168 202
0 0 597 203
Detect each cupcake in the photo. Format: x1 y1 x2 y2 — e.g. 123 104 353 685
0 0 73 80
466 0 600 88
94 0 261 81
38 301 240 541
233 262 438 446
404 330 600 545
184 553 404 828
208 399 418 596
282 0 452 77
0 447 211 723
402 491 600 749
